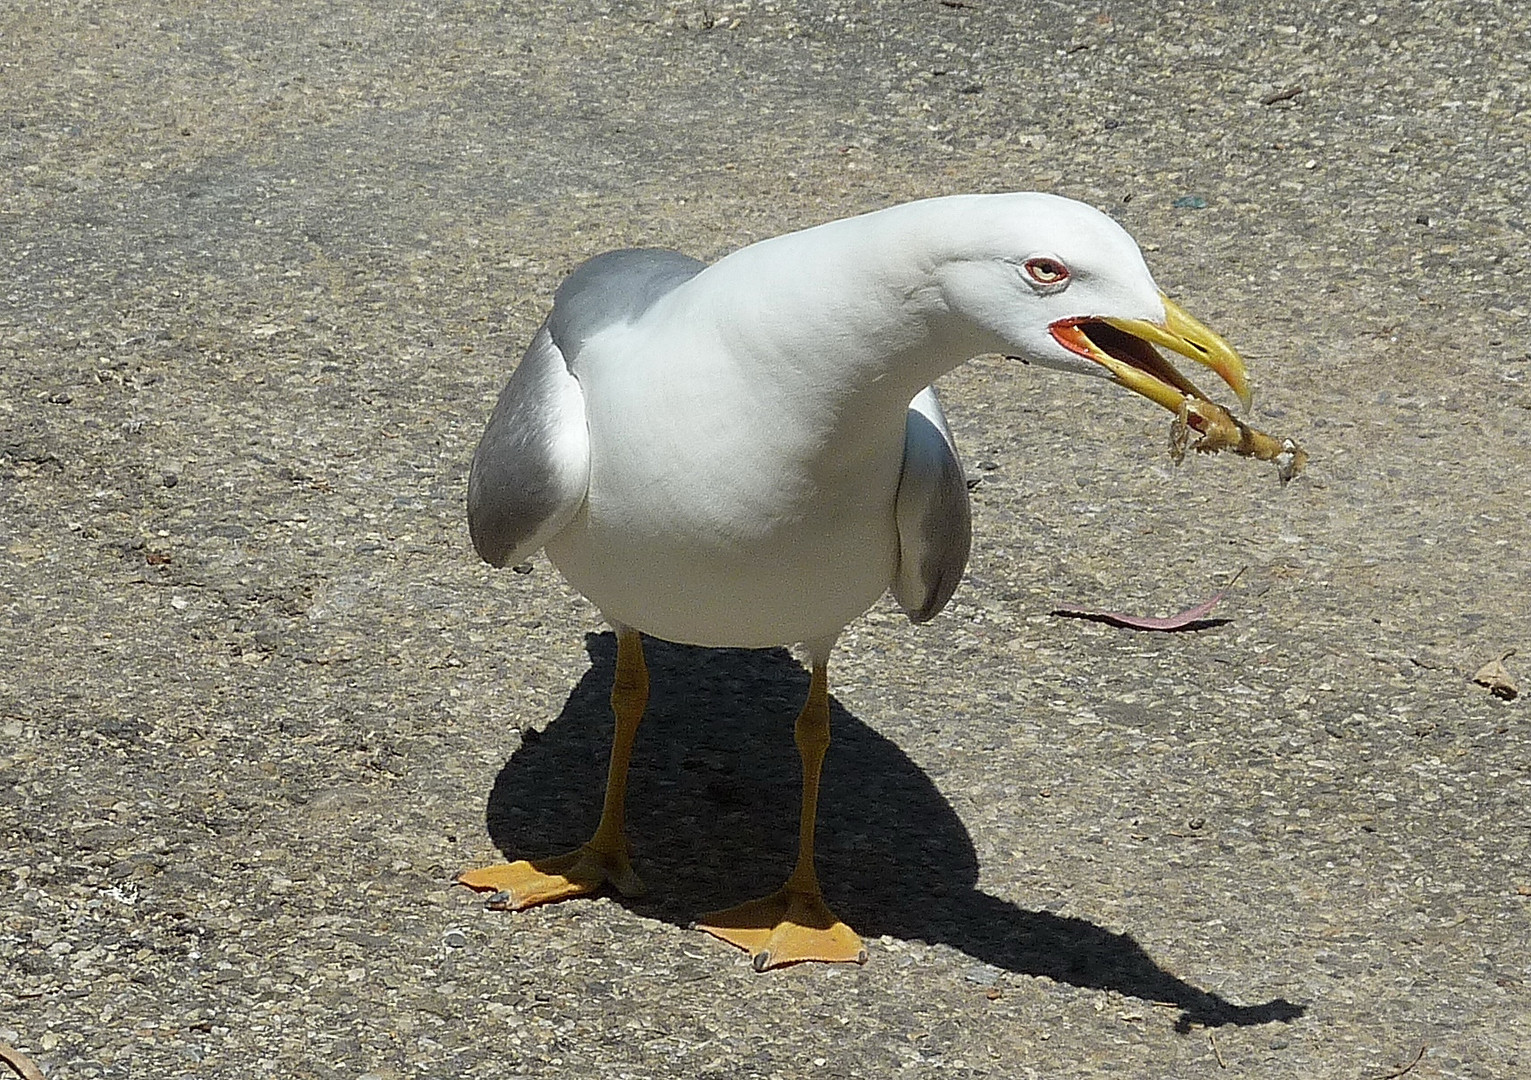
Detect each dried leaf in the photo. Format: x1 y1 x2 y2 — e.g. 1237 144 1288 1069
1053 569 1244 632
0 1040 47 1080
1472 651 1518 701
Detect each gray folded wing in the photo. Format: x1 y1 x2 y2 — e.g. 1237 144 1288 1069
891 386 972 623
467 325 589 568
467 248 707 568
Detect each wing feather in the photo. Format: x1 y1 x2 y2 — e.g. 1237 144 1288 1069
467 325 589 567
467 248 706 569
891 386 972 623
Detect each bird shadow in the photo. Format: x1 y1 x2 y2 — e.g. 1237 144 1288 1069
480 632 1304 1032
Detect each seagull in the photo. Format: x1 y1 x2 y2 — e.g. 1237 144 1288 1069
459 193 1252 971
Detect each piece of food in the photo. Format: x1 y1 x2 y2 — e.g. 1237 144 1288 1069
1170 398 1307 484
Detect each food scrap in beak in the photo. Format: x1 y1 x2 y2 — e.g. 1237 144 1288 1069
1049 292 1252 415
1048 293 1306 483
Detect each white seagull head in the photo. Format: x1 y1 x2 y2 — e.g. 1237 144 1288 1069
922 193 1251 414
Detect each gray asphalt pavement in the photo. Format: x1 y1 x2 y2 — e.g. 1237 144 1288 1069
2 1 1527 1077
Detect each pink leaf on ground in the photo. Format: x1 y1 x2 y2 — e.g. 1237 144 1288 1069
0 1040 47 1080
1052 569 1245 632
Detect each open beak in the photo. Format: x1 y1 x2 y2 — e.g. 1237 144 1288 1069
1048 292 1253 415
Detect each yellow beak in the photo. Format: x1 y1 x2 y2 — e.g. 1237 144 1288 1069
1049 292 1253 415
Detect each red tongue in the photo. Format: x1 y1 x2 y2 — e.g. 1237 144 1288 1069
1049 319 1211 407
1077 321 1209 402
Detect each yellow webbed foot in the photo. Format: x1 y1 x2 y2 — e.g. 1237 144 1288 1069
696 888 868 971
457 844 646 909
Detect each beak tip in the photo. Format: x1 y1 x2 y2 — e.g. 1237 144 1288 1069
1214 360 1253 413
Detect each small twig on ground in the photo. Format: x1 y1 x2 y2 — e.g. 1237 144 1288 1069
0 1040 47 1080
1376 1044 1428 1080
1208 1031 1227 1068
1261 85 1305 105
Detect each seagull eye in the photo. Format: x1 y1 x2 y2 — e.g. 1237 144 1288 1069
1024 258 1070 285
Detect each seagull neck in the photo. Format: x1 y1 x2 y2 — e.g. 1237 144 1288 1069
694 209 997 416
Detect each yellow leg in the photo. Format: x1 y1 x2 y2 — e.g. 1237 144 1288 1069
458 628 649 906
696 661 867 971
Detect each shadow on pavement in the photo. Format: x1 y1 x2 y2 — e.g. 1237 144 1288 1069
481 632 1304 1032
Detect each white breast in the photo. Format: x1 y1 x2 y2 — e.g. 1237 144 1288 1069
545 315 911 647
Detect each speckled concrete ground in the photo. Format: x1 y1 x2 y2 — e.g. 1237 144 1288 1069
2 2 1527 1077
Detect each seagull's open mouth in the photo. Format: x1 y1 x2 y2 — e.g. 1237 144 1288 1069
1046 293 1252 416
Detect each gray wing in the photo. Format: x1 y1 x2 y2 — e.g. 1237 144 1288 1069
548 248 706 358
467 325 589 568
891 386 972 623
467 248 707 569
